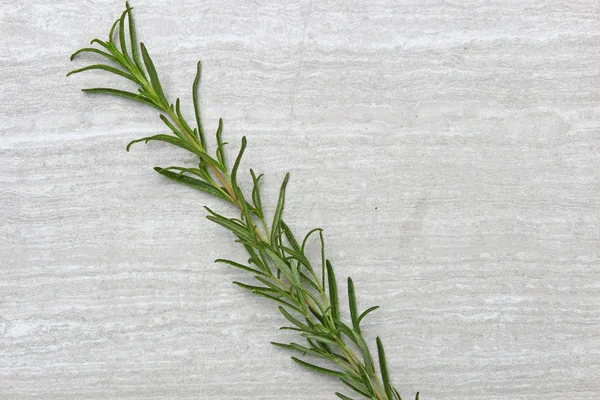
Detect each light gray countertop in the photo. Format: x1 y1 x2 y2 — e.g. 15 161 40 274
1 1 599 399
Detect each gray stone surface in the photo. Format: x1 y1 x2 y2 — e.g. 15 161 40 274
1 1 599 399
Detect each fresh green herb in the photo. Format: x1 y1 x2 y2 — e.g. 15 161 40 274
68 3 419 399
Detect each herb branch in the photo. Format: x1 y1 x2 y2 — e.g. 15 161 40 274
68 3 419 399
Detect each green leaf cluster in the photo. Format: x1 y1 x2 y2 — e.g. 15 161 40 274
69 3 419 400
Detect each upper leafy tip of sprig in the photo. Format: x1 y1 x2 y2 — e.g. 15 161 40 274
68 2 211 170
67 2 165 111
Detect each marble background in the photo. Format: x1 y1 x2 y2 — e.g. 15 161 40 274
1 0 599 399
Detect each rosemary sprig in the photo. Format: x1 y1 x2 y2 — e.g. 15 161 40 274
68 3 419 399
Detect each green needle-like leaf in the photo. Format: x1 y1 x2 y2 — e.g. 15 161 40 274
230 136 247 197
357 305 380 326
140 42 168 106
233 281 276 293
291 357 345 378
70 47 119 63
67 64 139 83
118 11 131 64
81 88 157 108
125 1 145 75
205 207 257 245
255 292 302 313
175 98 195 141
108 17 119 44
271 172 290 246
127 134 196 153
215 259 265 276
154 167 230 201
348 277 360 333
280 221 300 251
271 341 328 359
159 114 185 139
326 260 339 322
340 378 373 398
377 337 394 399
278 306 309 330
263 247 299 286
250 169 264 218
192 61 207 148
354 330 376 376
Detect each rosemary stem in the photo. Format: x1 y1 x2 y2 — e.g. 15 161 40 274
68 4 414 397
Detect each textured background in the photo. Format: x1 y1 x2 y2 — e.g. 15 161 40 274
1 0 599 399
